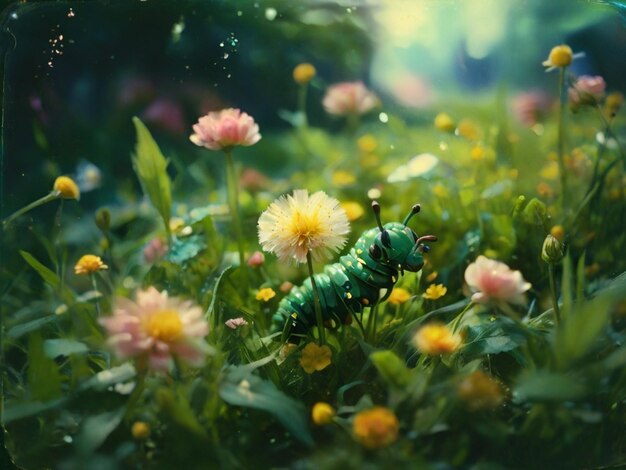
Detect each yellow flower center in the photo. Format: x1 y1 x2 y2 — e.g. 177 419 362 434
291 210 323 247
548 45 573 67
145 310 183 342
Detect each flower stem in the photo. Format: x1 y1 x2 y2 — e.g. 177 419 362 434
450 301 474 334
557 67 568 207
548 264 561 325
306 252 326 345
91 274 101 316
297 84 309 128
2 191 60 229
224 149 249 294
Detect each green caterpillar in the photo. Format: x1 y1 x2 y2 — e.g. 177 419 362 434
273 202 437 342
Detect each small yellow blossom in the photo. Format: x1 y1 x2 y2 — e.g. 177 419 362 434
387 287 412 305
423 284 447 300
357 134 378 153
470 146 485 161
413 323 461 355
340 201 365 221
353 407 399 449
434 112 455 133
458 370 504 411
432 183 449 198
299 342 332 374
540 161 559 180
332 170 356 187
169 217 185 232
293 63 316 84
53 176 80 200
74 254 108 275
456 119 481 141
131 421 151 440
537 182 555 199
426 271 438 282
256 287 276 302
312 402 336 425
542 44 573 68
550 225 565 242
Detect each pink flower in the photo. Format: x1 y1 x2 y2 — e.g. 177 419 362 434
323 81 380 116
511 91 551 127
246 251 265 267
225 317 249 329
569 75 606 108
143 237 168 264
464 256 531 306
99 287 209 372
190 108 261 151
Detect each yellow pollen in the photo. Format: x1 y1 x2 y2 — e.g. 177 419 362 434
145 310 183 342
291 210 323 247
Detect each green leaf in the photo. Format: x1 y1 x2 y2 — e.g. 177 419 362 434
131 116 172 234
514 371 587 402
3 397 68 424
555 273 626 369
166 235 207 264
370 350 412 389
43 338 89 358
156 387 208 439
19 250 74 304
7 314 58 339
462 316 526 358
74 408 125 456
219 366 314 446
28 332 63 401
561 254 574 317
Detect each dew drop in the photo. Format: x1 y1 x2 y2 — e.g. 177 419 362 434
378 112 389 123
265 7 277 21
219 42 224 47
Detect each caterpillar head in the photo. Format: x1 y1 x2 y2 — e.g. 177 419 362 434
368 202 437 273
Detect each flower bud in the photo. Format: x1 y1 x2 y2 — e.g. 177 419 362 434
542 234 564 264
53 176 80 200
131 421 151 440
311 402 335 425
293 63 316 85
95 208 111 232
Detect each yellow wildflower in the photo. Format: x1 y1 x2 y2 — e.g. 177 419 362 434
256 287 276 302
292 63 316 84
434 112 455 133
540 161 559 180
387 287 411 305
312 402 336 425
332 170 356 187
413 323 461 355
542 44 573 68
74 254 108 275
131 421 151 440
53 176 80 200
458 370 504 411
426 271 438 282
456 119 481 141
340 201 365 222
357 134 378 153
423 284 447 300
470 145 485 161
353 407 399 449
299 342 332 374
432 183 449 198
550 225 565 242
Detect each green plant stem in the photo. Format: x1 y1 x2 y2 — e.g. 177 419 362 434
306 252 326 345
91 274 101 316
450 301 474 333
366 304 380 342
224 149 249 294
548 264 561 325
297 84 309 128
2 191 60 228
557 66 568 207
